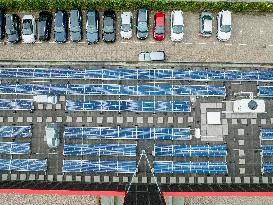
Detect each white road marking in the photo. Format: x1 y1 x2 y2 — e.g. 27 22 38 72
198 42 206 45
35 41 42 44
239 43 247 46
78 41 86 44
268 45 273 47
225 43 232 46
49 41 56 44
121 41 128 44
149 41 156 44
184 42 193 45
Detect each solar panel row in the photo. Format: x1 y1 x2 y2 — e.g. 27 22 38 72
64 127 191 140
1 68 273 81
0 142 30 155
66 100 191 112
262 162 273 174
0 126 32 138
0 84 226 96
0 159 47 172
0 99 33 110
260 128 273 140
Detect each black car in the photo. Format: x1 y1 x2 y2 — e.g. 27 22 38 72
38 11 52 41
5 14 21 44
137 9 149 40
103 10 116 43
86 10 99 44
54 10 68 43
69 9 82 42
0 10 5 39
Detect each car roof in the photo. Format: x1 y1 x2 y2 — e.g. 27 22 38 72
121 12 132 24
22 15 33 20
138 9 147 21
221 10 231 25
172 11 183 25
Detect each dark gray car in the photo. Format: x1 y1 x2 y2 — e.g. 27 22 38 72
54 10 68 43
137 9 149 40
70 9 82 42
5 14 21 44
103 10 116 43
86 10 99 44
0 10 5 39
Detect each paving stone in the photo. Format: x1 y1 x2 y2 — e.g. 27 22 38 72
46 104 53 110
222 119 228 125
65 175 72 182
56 117 62 122
37 116 43 123
59 96 65 102
161 177 166 184
113 176 119 183
55 104 62 110
235 177 241 183
253 177 260 183
239 158 245 165
207 177 214 184
66 116 72 123
225 177 232 183
97 117 103 123
142 177 147 183
244 177 250 183
29 174 36 181
151 177 157 184
117 116 124 124
132 177 138 183
17 117 23 123
0 117 3 122
127 117 133 123
76 176 82 182
137 117 143 124
217 177 222 183
167 117 173 124
198 177 204 184
19 174 26 181
238 129 244 136
232 119 237 125
8 117 14 123
271 118 273 124
107 117 113 123
46 117 52 123
239 149 245 157
94 176 100 183
157 117 164 123
38 175 45 181
261 119 267 125
1 174 8 181
11 174 17 180
178 117 183 124
240 168 245 174
57 175 63 182
104 176 110 183
123 177 129 183
47 175 53 181
238 140 244 146
241 119 247 125
170 177 176 184
38 104 44 110
86 117 92 123
188 117 194 123
251 119 257 124
262 177 268 183
76 117 83 123
189 177 195 183
84 176 91 182
147 117 153 123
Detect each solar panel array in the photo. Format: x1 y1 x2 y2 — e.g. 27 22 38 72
262 163 273 174
260 129 273 174
154 144 227 157
0 142 30 155
0 159 47 171
261 145 273 157
64 127 191 140
259 86 273 97
63 144 136 156
66 100 191 112
2 68 273 81
0 126 32 138
0 99 33 110
260 129 273 140
154 161 228 174
0 84 226 96
63 160 136 173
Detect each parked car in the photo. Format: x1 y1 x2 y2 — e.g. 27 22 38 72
103 10 116 43
171 10 184 41
69 9 82 42
120 12 132 39
0 10 5 39
136 9 148 40
153 12 165 41
5 14 21 44
38 11 52 41
54 10 68 43
200 12 213 37
217 10 232 41
139 51 165 61
22 15 36 43
86 10 99 44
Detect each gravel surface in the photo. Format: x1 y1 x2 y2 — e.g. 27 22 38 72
0 194 98 205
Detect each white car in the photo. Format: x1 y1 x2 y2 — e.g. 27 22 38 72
120 12 132 39
22 15 36 43
171 10 184 41
217 10 231 41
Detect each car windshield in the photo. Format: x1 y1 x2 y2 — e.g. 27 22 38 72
38 21 46 34
22 20 33 35
104 18 113 33
155 26 164 34
221 24 231 33
121 24 131 32
87 15 97 33
173 25 183 34
6 26 15 35
70 25 80 32
55 26 64 33
138 21 147 32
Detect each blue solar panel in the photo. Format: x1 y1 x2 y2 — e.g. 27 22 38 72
260 129 273 140
154 145 227 157
259 86 273 97
0 84 225 96
2 68 273 81
154 161 228 174
262 162 273 174
62 160 136 173
0 126 32 138
66 100 191 112
63 127 191 140
0 99 33 110
63 144 136 156
0 159 47 171
0 142 30 154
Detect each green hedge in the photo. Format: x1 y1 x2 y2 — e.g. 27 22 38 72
1 0 273 12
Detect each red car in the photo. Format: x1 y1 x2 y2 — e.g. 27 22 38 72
153 12 165 41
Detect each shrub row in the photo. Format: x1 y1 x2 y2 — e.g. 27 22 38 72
0 0 273 12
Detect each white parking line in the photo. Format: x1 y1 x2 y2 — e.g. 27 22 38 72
198 42 207 45
149 41 156 44
49 41 56 44
239 43 247 46
225 43 232 46
35 41 42 44
78 41 86 44
268 45 273 47
184 42 193 45
134 41 142 44
121 41 128 44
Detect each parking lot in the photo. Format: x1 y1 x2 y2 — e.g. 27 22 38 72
1 11 273 63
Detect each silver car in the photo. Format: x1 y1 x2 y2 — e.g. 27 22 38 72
200 12 212 37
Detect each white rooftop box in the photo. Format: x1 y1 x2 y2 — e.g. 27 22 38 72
233 99 265 113
33 95 58 104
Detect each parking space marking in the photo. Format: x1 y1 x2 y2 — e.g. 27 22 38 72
239 43 247 46
198 43 207 45
268 45 273 47
78 42 86 44
225 43 232 46
149 41 156 44
184 42 193 45
35 41 42 44
49 41 56 44
121 42 129 44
